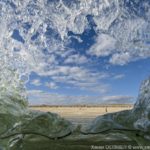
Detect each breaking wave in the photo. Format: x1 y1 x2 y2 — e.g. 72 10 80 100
0 0 149 97
0 1 150 149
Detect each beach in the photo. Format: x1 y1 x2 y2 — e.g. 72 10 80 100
30 105 133 126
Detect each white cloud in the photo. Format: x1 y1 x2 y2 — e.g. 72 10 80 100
45 82 58 89
27 65 110 94
30 79 41 86
109 52 131 65
27 90 77 105
71 81 110 94
49 67 110 94
113 74 125 80
64 54 88 64
88 34 116 57
27 90 135 105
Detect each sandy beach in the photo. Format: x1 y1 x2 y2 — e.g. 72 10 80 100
30 105 133 125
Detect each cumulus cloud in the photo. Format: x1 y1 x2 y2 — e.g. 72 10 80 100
49 67 110 94
27 64 110 94
88 34 116 57
64 54 88 64
109 52 131 65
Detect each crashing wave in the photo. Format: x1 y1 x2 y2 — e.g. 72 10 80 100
81 76 150 146
0 0 150 93
0 0 150 149
1 76 150 149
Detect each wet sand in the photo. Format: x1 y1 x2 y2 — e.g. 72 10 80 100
30 105 133 126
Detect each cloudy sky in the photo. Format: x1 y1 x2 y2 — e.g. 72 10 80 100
1 0 150 105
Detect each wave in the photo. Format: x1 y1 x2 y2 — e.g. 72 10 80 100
0 0 149 99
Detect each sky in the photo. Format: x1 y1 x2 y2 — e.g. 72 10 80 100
1 0 150 105
26 52 150 105
25 15 150 105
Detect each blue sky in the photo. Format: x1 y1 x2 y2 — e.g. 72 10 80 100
2 0 150 105
26 49 150 105
25 22 150 104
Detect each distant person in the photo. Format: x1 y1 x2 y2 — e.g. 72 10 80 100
105 107 108 113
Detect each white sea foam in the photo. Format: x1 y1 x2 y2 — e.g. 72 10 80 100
0 0 149 97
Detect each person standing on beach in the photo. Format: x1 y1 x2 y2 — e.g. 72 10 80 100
105 107 108 113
